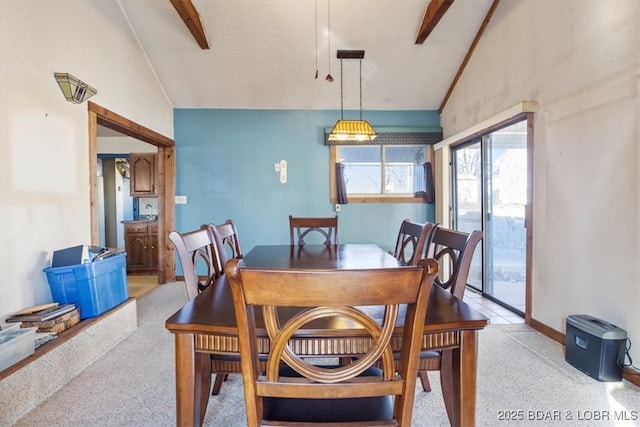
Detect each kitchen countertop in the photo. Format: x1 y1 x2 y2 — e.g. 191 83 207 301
122 219 158 224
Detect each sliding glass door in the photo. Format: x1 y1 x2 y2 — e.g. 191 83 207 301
452 142 483 292
452 119 529 315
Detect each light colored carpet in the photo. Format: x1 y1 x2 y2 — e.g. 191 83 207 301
15 282 640 427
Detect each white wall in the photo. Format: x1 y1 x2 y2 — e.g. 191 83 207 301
440 1 640 362
0 1 173 318
97 136 158 154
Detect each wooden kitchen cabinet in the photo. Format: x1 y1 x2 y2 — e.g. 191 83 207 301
124 221 158 273
130 153 156 196
149 222 158 270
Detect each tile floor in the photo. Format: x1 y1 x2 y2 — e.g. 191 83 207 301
462 288 525 324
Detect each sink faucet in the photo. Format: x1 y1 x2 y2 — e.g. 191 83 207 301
143 203 155 220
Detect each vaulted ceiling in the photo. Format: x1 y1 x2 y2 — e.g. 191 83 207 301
118 0 497 111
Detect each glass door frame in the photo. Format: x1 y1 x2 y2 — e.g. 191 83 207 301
450 113 534 322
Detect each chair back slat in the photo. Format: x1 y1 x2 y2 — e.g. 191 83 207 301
226 257 438 426
393 219 437 266
204 219 243 277
211 219 243 260
289 215 338 246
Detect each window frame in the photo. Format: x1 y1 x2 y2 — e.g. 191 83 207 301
329 144 434 203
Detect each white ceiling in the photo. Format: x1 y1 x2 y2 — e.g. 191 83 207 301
117 0 495 111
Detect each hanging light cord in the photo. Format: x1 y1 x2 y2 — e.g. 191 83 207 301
340 58 344 119
359 58 363 120
314 0 318 78
327 0 331 77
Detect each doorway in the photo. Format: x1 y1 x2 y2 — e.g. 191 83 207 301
97 155 133 249
452 116 532 316
87 102 176 284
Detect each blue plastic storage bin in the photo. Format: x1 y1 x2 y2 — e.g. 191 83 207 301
44 253 128 319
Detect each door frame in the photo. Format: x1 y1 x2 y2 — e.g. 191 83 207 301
449 112 533 323
87 102 176 283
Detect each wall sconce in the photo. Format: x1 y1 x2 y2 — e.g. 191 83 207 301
54 73 97 104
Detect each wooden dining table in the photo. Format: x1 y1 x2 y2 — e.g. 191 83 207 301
165 244 489 427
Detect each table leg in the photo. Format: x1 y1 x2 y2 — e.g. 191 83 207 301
440 350 454 423
175 333 212 426
445 330 478 427
196 351 212 423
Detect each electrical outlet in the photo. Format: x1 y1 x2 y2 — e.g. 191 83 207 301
175 195 187 204
335 204 341 212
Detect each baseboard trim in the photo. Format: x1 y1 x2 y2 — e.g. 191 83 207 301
529 317 640 387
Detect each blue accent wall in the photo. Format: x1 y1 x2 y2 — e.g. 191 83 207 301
173 109 439 253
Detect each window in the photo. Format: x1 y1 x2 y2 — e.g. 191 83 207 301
329 144 433 203
327 128 442 203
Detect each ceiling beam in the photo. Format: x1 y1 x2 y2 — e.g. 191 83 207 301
169 0 209 49
415 0 455 44
439 0 501 112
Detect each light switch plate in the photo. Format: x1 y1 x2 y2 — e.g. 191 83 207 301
175 195 187 204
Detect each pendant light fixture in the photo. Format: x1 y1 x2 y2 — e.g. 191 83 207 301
328 50 376 142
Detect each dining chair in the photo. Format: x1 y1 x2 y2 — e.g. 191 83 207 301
204 219 270 395
393 219 437 266
169 225 259 396
225 257 438 426
289 215 338 246
417 227 483 395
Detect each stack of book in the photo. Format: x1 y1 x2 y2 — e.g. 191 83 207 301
6 303 80 334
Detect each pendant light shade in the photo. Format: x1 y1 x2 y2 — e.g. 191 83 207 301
328 50 377 142
328 120 377 142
